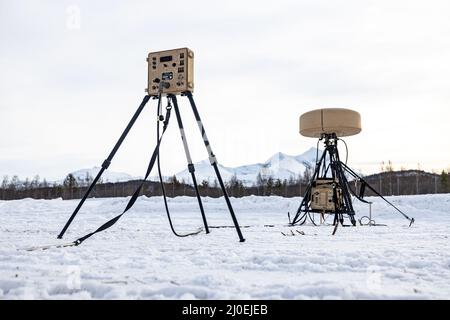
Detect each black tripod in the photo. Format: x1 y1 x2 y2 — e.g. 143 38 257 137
290 133 414 230
57 86 245 246
290 133 357 227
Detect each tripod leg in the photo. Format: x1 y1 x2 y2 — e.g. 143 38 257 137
341 161 414 225
333 148 356 226
169 95 210 234
57 95 151 239
338 165 357 226
291 147 327 225
184 92 245 242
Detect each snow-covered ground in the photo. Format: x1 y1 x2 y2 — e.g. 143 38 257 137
0 194 449 299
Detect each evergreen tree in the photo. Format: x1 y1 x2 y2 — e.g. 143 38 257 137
41 178 49 188
229 174 238 187
256 172 265 187
288 175 296 186
228 174 245 197
201 180 209 188
440 170 448 193
63 174 78 188
282 179 288 197
169 175 180 186
266 176 274 195
1 175 8 189
274 178 282 189
24 177 30 190
229 174 238 196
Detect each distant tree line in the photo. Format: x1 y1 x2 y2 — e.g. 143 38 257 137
353 167 450 196
1 167 449 201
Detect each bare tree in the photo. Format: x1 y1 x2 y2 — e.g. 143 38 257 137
302 167 312 183
84 172 93 186
41 178 49 188
386 161 394 172
24 177 30 190
31 175 40 188
9 176 20 191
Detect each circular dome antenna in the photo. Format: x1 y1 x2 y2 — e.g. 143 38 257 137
299 108 361 138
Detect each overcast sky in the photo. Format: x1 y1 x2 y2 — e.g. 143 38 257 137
1 0 449 181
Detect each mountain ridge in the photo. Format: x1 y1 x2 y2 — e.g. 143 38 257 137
175 147 321 185
66 148 321 186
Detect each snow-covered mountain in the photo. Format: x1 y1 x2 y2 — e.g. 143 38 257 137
64 148 321 185
67 167 141 183
175 147 321 185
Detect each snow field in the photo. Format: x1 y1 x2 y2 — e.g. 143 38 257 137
0 194 449 299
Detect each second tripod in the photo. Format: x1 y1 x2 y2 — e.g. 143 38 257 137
290 133 414 230
290 133 357 227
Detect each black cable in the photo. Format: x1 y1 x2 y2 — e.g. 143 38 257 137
68 96 171 247
156 95 202 237
308 212 317 226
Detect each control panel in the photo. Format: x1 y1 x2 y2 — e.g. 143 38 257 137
146 48 194 95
